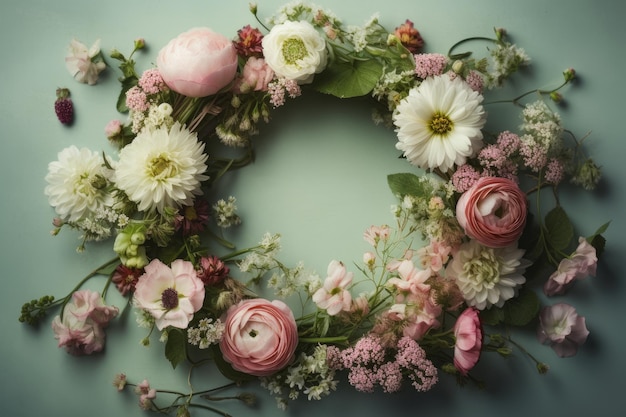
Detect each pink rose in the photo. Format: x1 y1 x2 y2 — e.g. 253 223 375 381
133 259 205 330
157 28 238 97
220 298 298 376
456 176 528 248
453 307 482 375
236 57 274 93
537 303 589 357
51 290 119 355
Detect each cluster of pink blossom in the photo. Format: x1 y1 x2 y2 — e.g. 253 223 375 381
326 335 438 393
268 77 302 107
51 289 119 355
414 53 448 79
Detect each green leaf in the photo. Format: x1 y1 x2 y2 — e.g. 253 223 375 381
96 262 119 276
315 59 383 98
544 206 574 251
116 76 138 113
210 344 256 382
480 306 505 326
387 173 428 198
165 329 187 369
502 288 540 326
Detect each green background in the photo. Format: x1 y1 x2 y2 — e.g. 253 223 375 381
1 0 624 416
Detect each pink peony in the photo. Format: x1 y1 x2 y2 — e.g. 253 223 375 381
537 303 589 357
312 260 353 316
544 237 597 296
156 28 238 97
456 176 528 248
219 298 298 376
453 307 483 375
133 259 205 330
51 290 119 355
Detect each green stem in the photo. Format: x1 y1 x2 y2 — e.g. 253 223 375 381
447 36 498 59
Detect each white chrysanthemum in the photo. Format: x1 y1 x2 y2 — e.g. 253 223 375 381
445 239 530 310
114 122 208 214
45 146 113 222
393 75 486 172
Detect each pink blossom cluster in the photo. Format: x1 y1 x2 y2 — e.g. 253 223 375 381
268 78 301 107
327 335 438 393
51 289 119 355
135 379 157 410
414 53 448 79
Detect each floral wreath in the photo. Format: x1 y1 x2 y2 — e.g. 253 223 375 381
22 2 609 415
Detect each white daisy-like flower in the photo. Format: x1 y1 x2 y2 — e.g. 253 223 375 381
45 146 113 222
393 75 486 173
114 122 208 214
445 239 530 310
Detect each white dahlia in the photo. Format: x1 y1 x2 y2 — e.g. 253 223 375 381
393 75 486 173
445 239 530 310
114 122 208 214
45 146 113 222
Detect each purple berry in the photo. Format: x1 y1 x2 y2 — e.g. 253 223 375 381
55 88 74 125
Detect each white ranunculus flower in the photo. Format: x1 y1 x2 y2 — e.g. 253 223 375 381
261 20 328 84
445 239 530 310
114 122 208 214
45 146 113 222
393 75 486 173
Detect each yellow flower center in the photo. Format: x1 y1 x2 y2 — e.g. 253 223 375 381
463 248 500 287
429 111 453 136
282 38 308 65
149 154 177 180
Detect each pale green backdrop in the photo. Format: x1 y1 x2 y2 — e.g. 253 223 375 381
1 1 624 416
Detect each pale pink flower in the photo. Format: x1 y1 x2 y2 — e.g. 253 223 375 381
387 259 431 302
133 259 205 330
453 307 483 375
220 298 298 376
544 237 597 296
105 119 122 139
364 225 391 246
135 379 157 410
416 241 451 272
157 28 238 97
65 39 106 85
51 290 118 355
537 303 589 357
451 164 481 193
414 53 448 79
456 176 528 248
312 260 353 315
237 57 274 92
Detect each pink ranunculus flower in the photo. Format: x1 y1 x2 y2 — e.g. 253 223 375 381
453 307 483 375
312 260 353 315
544 237 597 296
133 259 205 330
51 290 119 355
236 57 274 93
537 303 589 357
156 28 238 97
456 176 528 248
220 298 298 376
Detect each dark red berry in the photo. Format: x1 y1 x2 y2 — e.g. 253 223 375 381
55 88 74 125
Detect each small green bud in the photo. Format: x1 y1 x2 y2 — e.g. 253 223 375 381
494 27 507 41
249 2 258 15
563 67 576 82
134 38 146 50
537 362 550 374
452 60 464 74
572 158 602 190
549 91 563 103
109 48 125 60
237 393 258 406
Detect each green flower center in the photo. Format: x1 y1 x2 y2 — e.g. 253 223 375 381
429 111 453 136
149 154 177 180
463 248 500 287
161 287 179 310
282 38 308 65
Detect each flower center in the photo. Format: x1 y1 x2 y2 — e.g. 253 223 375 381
463 248 500 287
149 154 178 180
282 38 308 65
429 111 453 136
161 287 179 310
249 329 258 338
184 205 198 221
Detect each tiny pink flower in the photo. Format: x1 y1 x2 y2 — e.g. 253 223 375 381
363 225 390 246
133 259 205 330
414 53 448 79
65 38 106 85
537 303 589 357
312 260 353 315
453 307 483 375
416 241 451 272
236 57 274 92
105 120 122 139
